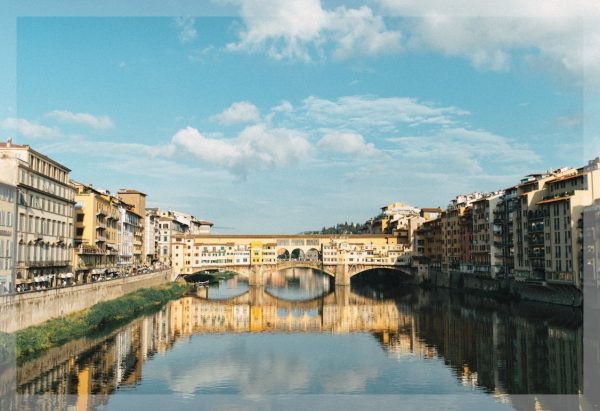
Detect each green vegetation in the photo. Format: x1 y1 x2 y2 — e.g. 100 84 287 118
15 282 189 364
304 222 365 235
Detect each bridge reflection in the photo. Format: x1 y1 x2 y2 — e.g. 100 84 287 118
179 286 403 334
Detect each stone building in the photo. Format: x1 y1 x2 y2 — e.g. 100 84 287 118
0 140 75 291
0 181 16 293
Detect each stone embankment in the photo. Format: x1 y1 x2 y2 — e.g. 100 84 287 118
0 269 174 333
423 269 582 307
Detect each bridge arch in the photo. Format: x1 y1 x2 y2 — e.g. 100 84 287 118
305 248 320 261
274 261 336 278
277 248 290 260
347 266 416 286
290 248 305 260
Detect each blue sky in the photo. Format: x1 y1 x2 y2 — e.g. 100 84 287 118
1 1 597 233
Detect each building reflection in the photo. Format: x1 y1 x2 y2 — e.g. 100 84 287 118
15 286 583 410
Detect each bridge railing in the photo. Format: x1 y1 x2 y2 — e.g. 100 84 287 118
276 259 323 270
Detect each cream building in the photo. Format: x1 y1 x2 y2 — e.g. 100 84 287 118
536 157 600 287
117 189 146 265
0 181 16 293
144 208 160 264
0 140 75 291
151 209 213 267
117 200 141 269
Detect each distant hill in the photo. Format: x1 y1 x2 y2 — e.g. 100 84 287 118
302 222 365 235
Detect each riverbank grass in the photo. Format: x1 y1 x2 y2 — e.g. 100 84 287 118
15 282 189 363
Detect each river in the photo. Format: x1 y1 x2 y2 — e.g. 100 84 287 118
12 269 585 410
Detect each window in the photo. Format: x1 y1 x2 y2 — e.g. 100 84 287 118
77 214 84 222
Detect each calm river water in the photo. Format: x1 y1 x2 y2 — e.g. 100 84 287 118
13 269 584 410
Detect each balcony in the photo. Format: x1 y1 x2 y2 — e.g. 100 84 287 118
528 223 545 233
528 251 545 258
24 260 71 267
542 190 575 202
528 236 544 246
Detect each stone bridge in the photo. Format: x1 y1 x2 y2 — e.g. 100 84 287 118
188 260 415 287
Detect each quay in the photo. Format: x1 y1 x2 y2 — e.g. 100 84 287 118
0 268 174 333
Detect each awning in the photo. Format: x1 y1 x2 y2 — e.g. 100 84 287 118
66 272 73 278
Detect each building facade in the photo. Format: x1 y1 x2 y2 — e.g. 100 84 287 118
144 208 160 264
117 189 146 265
0 141 75 291
117 201 141 269
0 181 16 293
171 234 409 275
471 192 504 278
72 181 120 282
151 209 213 267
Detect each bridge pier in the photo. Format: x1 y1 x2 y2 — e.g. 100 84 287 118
334 262 350 287
249 265 265 286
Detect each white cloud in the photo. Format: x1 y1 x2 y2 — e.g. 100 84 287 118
225 1 401 61
171 124 311 176
387 127 541 174
301 95 469 131
45 110 114 130
377 0 599 83
210 101 261 125
271 100 294 113
1 117 61 138
328 6 402 59
224 0 598 83
317 131 378 156
174 17 197 44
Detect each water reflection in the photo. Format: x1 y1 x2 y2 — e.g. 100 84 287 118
264 267 332 300
13 271 584 410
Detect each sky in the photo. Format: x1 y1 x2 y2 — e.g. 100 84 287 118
1 1 598 233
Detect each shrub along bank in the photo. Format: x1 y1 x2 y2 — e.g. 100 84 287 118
15 282 189 364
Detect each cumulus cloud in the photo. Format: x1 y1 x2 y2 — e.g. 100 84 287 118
328 6 402 59
317 131 378 156
377 0 598 83
45 110 114 130
223 0 597 84
301 95 469 132
224 0 401 60
1 117 61 138
171 124 311 176
174 17 197 44
210 101 261 125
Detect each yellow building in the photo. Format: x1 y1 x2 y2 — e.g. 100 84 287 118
72 181 120 283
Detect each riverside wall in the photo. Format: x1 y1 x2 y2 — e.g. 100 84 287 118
423 268 583 307
0 269 173 333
